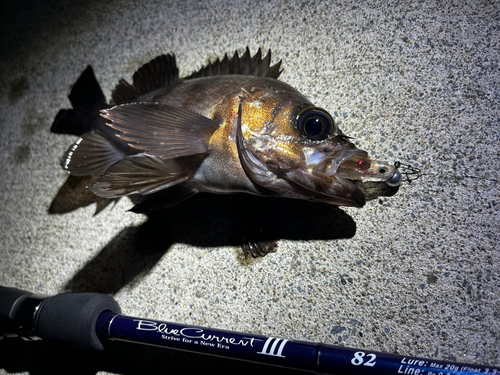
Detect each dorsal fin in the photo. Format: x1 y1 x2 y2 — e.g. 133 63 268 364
111 54 179 104
184 47 283 80
110 48 282 104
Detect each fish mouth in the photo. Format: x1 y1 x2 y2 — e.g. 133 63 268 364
306 150 401 208
261 148 368 207
305 149 368 207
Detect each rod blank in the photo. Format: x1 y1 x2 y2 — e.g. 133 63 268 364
95 311 499 375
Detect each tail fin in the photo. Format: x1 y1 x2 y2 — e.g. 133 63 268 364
51 66 107 136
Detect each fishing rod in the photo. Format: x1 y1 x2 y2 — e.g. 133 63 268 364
0 286 498 375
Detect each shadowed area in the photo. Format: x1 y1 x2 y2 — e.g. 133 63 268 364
49 175 115 215
53 170 399 294
64 193 359 293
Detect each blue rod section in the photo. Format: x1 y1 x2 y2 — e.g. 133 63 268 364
96 312 499 375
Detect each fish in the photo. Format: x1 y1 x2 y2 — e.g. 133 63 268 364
52 48 401 257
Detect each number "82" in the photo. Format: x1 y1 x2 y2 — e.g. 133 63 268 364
351 351 377 367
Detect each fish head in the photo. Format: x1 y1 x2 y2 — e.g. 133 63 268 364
237 86 401 207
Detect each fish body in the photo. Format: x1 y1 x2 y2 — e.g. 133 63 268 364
52 48 401 255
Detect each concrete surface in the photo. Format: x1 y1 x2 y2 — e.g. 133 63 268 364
0 0 498 373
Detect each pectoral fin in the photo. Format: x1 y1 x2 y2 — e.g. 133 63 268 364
101 103 220 159
90 154 199 198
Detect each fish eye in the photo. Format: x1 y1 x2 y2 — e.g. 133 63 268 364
297 107 336 140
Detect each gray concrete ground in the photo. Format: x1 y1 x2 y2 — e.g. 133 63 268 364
1 0 499 373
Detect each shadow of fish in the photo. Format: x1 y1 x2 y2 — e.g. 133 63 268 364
51 48 401 257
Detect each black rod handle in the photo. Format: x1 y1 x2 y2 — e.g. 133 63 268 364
0 286 120 350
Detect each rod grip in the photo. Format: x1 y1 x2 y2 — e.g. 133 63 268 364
37 292 121 350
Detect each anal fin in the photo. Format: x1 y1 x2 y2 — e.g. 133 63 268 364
242 241 278 258
90 153 203 198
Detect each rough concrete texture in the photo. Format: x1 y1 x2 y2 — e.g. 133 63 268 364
0 0 499 373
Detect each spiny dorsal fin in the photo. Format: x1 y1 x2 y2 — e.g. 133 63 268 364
110 49 282 104
184 47 283 80
111 54 179 104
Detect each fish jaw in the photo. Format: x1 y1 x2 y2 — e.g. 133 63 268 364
293 146 403 207
286 147 370 207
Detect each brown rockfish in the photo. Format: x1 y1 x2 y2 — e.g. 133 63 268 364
52 48 401 256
